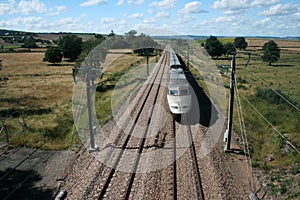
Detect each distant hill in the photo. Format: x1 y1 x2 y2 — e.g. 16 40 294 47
1 28 299 40
0 29 36 36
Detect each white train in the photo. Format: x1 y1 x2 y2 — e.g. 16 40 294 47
167 48 192 114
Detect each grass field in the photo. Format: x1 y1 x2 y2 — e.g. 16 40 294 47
0 49 154 150
0 52 75 149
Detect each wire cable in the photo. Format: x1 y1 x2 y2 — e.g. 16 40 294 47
234 79 256 192
239 93 299 153
244 67 300 112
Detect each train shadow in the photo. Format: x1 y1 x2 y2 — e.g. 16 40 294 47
176 57 220 127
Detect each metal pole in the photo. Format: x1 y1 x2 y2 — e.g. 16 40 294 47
4 124 9 144
86 70 96 151
146 53 149 76
187 46 190 68
224 53 236 152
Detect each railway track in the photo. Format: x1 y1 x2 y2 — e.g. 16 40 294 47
85 48 169 199
63 47 210 200
182 114 205 200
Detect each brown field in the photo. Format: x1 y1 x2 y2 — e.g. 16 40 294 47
36 33 94 42
246 38 300 51
0 52 74 109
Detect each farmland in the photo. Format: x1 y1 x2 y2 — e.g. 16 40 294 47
0 52 75 149
0 47 154 150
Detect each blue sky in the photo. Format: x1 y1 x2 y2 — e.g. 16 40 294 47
0 0 299 36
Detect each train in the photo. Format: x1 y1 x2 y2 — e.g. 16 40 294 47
167 48 192 114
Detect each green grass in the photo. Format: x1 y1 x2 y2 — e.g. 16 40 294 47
3 45 21 49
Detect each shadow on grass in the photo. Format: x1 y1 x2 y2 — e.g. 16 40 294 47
47 63 74 67
270 64 294 67
0 107 52 118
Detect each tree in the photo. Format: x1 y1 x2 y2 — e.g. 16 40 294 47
234 37 248 50
21 36 37 48
58 35 82 61
262 40 280 66
204 35 224 59
43 46 63 65
223 42 236 57
131 33 158 56
75 34 107 68
108 30 115 37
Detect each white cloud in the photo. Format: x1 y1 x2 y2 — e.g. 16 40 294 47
147 9 155 14
214 15 235 23
157 11 169 18
127 0 144 6
213 0 250 15
117 0 124 6
119 20 127 26
259 3 299 16
173 15 195 25
143 18 156 24
0 0 65 16
255 17 271 26
18 0 46 14
48 5 66 16
0 16 85 32
251 0 279 7
179 1 206 14
101 17 115 24
0 16 43 28
80 0 107 7
128 13 143 19
149 0 176 10
0 0 15 15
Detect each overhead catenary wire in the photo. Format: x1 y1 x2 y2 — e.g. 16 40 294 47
234 77 256 192
244 67 300 113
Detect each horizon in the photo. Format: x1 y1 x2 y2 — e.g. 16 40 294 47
1 28 299 39
0 0 300 37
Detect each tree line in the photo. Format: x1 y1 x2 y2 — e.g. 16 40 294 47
203 35 280 65
43 30 158 65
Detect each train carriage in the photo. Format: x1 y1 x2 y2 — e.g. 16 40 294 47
167 49 192 114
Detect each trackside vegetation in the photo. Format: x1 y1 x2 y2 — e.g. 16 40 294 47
202 37 300 199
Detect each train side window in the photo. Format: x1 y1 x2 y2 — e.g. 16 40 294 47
180 89 189 95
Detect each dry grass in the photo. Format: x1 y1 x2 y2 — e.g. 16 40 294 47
0 50 153 149
0 52 75 149
0 52 74 109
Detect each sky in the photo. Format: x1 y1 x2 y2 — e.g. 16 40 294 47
0 0 299 37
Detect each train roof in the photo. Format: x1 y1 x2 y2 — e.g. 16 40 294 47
168 68 189 89
169 48 181 68
170 68 186 80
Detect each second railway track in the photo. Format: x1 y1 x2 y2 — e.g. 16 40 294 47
94 48 169 199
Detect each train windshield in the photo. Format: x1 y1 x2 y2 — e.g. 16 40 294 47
169 89 179 95
169 88 189 96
